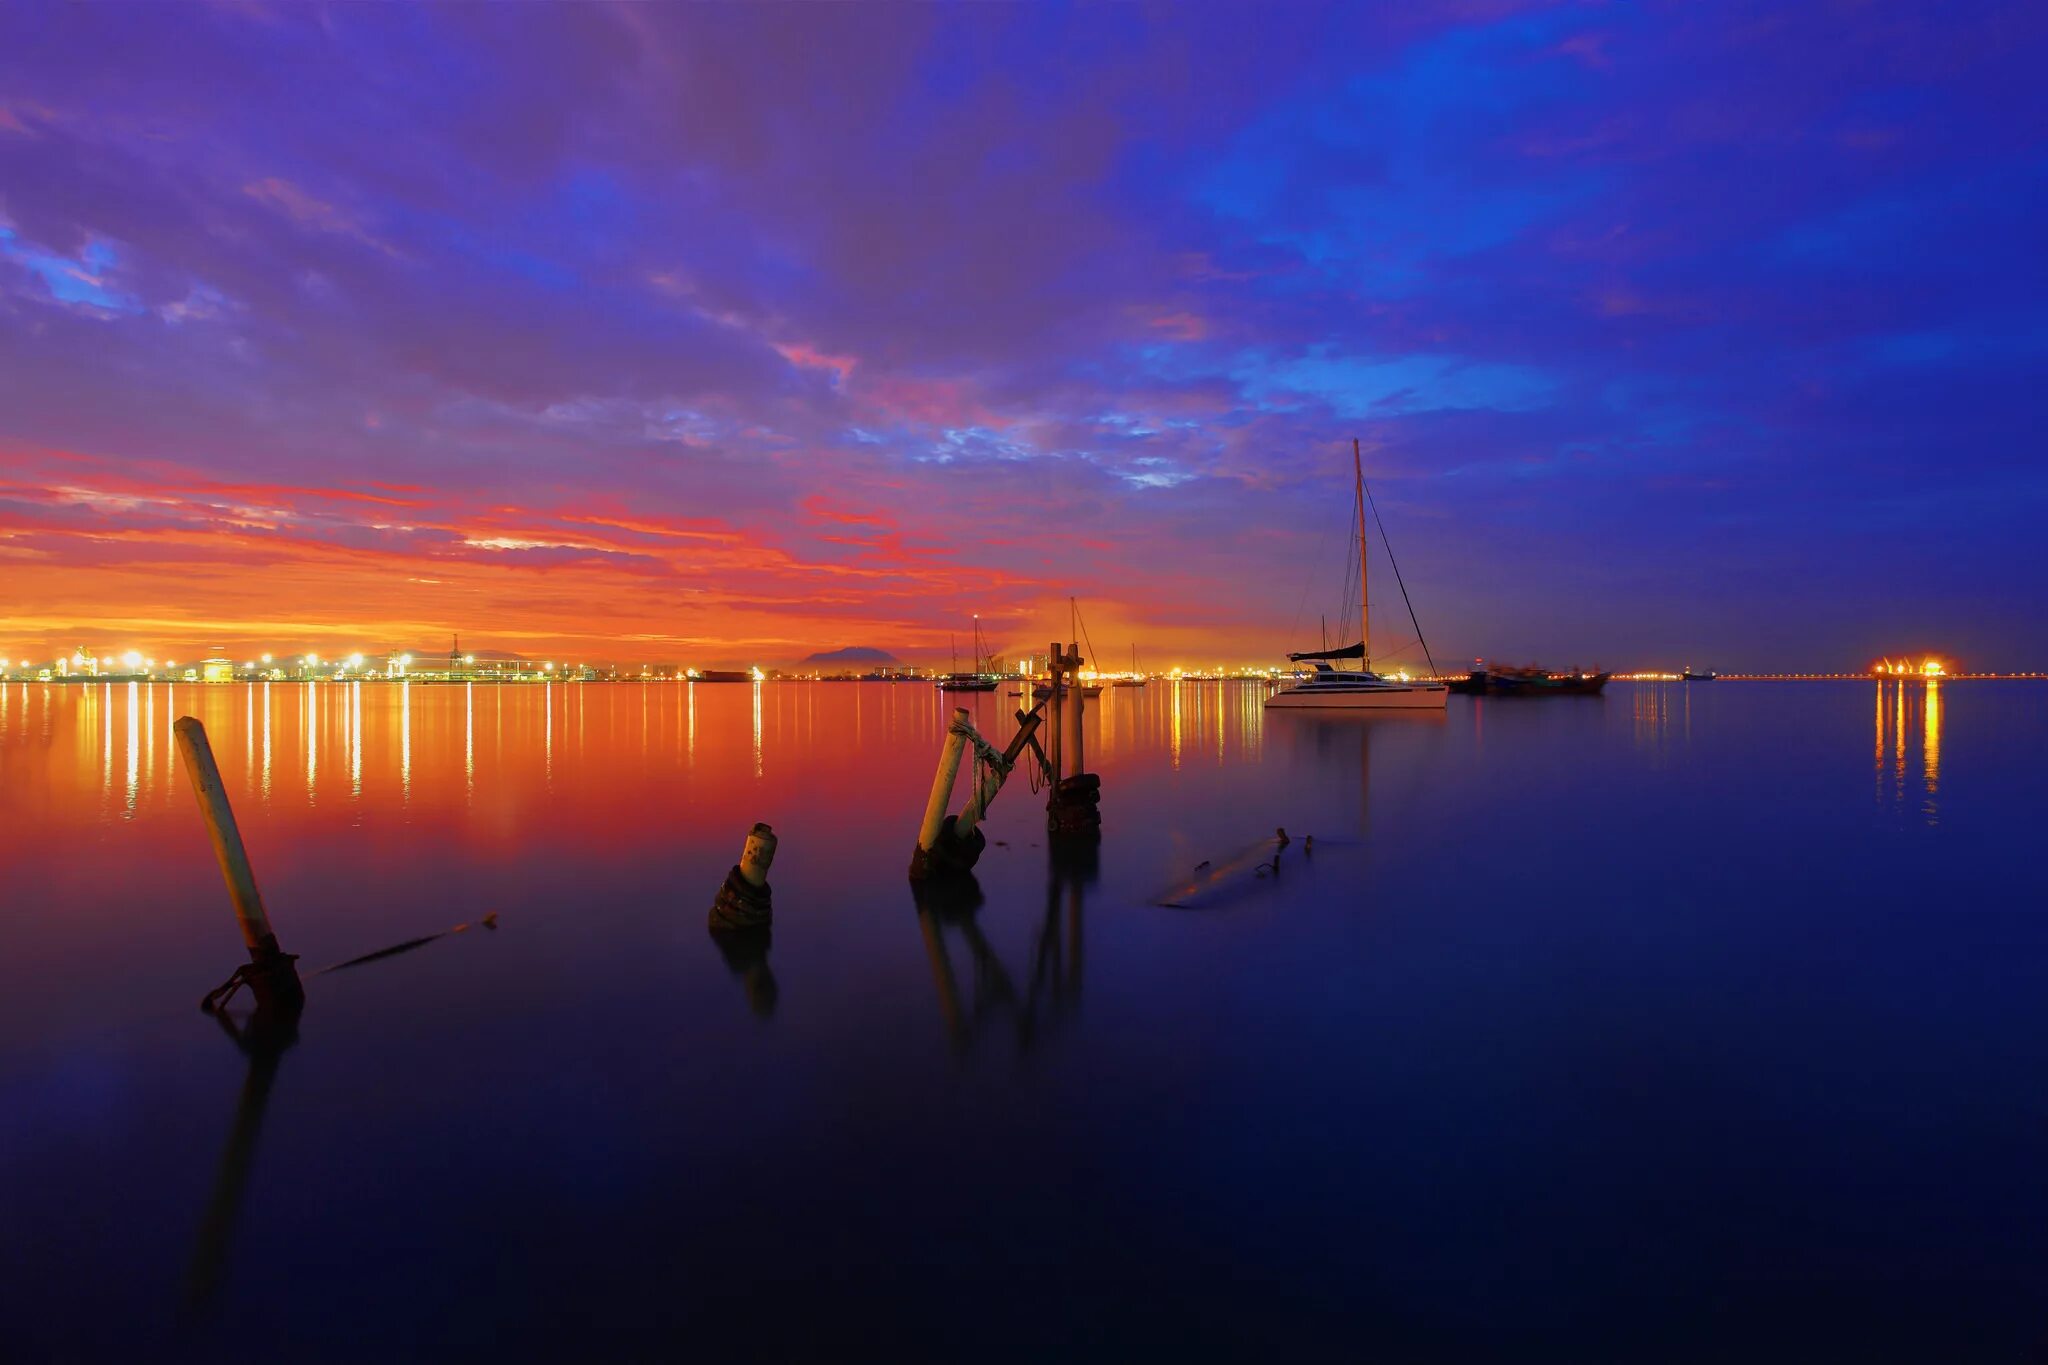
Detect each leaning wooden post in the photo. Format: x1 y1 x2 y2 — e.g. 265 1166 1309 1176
956 703 1043 838
174 716 304 1012
917 708 972 853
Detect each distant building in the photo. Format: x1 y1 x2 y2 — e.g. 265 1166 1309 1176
202 657 235 683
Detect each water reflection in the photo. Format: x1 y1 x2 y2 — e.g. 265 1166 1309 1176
185 1003 299 1314
707 927 777 1018
1873 678 1943 826
1632 680 1689 754
913 846 1093 1061
124 681 139 817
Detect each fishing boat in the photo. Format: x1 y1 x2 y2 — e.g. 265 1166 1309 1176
1682 667 1717 682
937 619 998 691
1266 440 1448 712
1113 643 1146 687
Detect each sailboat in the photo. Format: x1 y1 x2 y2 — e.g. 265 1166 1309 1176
1265 440 1449 711
1113 642 1146 687
937 618 998 691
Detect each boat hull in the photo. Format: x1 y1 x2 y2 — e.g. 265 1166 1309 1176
1264 684 1448 710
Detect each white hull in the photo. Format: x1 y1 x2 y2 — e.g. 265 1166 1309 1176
1264 683 1448 710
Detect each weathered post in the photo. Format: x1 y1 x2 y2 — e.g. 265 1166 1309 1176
710 821 776 930
909 708 981 881
1044 640 1063 786
1046 644 1102 837
174 716 304 1013
955 703 1043 839
1063 643 1086 779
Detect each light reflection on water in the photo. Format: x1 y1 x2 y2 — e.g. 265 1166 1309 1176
1 678 2045 1360
1873 677 1943 826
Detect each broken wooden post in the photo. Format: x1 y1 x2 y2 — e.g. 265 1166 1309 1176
710 822 776 930
955 702 1043 838
1047 644 1101 837
174 716 304 1014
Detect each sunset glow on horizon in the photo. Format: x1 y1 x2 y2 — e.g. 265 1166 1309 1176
3 4 2043 669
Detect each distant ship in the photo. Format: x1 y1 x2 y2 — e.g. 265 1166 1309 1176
1266 440 1448 711
1113 642 1146 687
1447 664 1610 696
1682 667 1717 681
697 670 752 683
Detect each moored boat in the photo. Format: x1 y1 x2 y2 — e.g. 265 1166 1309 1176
1682 667 1717 681
1265 440 1448 712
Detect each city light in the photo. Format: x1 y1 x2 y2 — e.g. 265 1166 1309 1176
122 651 142 669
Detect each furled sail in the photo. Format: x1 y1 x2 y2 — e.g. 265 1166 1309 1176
1286 643 1364 662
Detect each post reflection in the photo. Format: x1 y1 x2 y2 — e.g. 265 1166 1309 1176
184 1003 299 1315
912 843 1093 1060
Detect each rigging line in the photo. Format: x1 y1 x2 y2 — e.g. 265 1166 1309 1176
1362 478 1438 679
1071 596 1101 670
1281 498 1340 654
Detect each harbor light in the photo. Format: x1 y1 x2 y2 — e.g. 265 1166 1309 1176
348 653 364 668
306 653 320 666
261 653 272 664
750 666 766 681
122 650 142 670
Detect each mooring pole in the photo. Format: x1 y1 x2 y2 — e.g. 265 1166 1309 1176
1045 640 1064 787
917 708 973 853
1063 643 1086 780
175 716 304 1011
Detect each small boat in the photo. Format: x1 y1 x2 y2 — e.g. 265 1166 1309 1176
1265 440 1448 712
1682 667 1717 681
1113 642 1146 687
1032 681 1101 698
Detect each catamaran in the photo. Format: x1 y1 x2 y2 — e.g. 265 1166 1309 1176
1265 440 1448 711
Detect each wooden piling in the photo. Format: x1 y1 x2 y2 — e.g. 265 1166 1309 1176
711 822 775 930
1044 640 1064 785
955 704 1042 838
175 716 303 1011
1063 643 1086 779
739 822 777 888
917 708 972 853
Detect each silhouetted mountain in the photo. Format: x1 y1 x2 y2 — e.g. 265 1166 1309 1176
802 646 899 664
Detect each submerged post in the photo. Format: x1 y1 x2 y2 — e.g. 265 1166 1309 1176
710 822 776 930
174 716 304 1012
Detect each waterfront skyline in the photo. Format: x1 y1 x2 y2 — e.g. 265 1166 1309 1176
4 4 2045 669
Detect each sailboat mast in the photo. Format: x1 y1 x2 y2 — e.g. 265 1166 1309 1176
1354 437 1370 672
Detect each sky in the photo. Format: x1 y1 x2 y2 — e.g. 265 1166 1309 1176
2 1 2044 671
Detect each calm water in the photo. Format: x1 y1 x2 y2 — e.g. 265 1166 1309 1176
3 677 2046 1361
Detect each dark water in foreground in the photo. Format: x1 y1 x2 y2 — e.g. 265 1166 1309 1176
3 677 2047 1362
